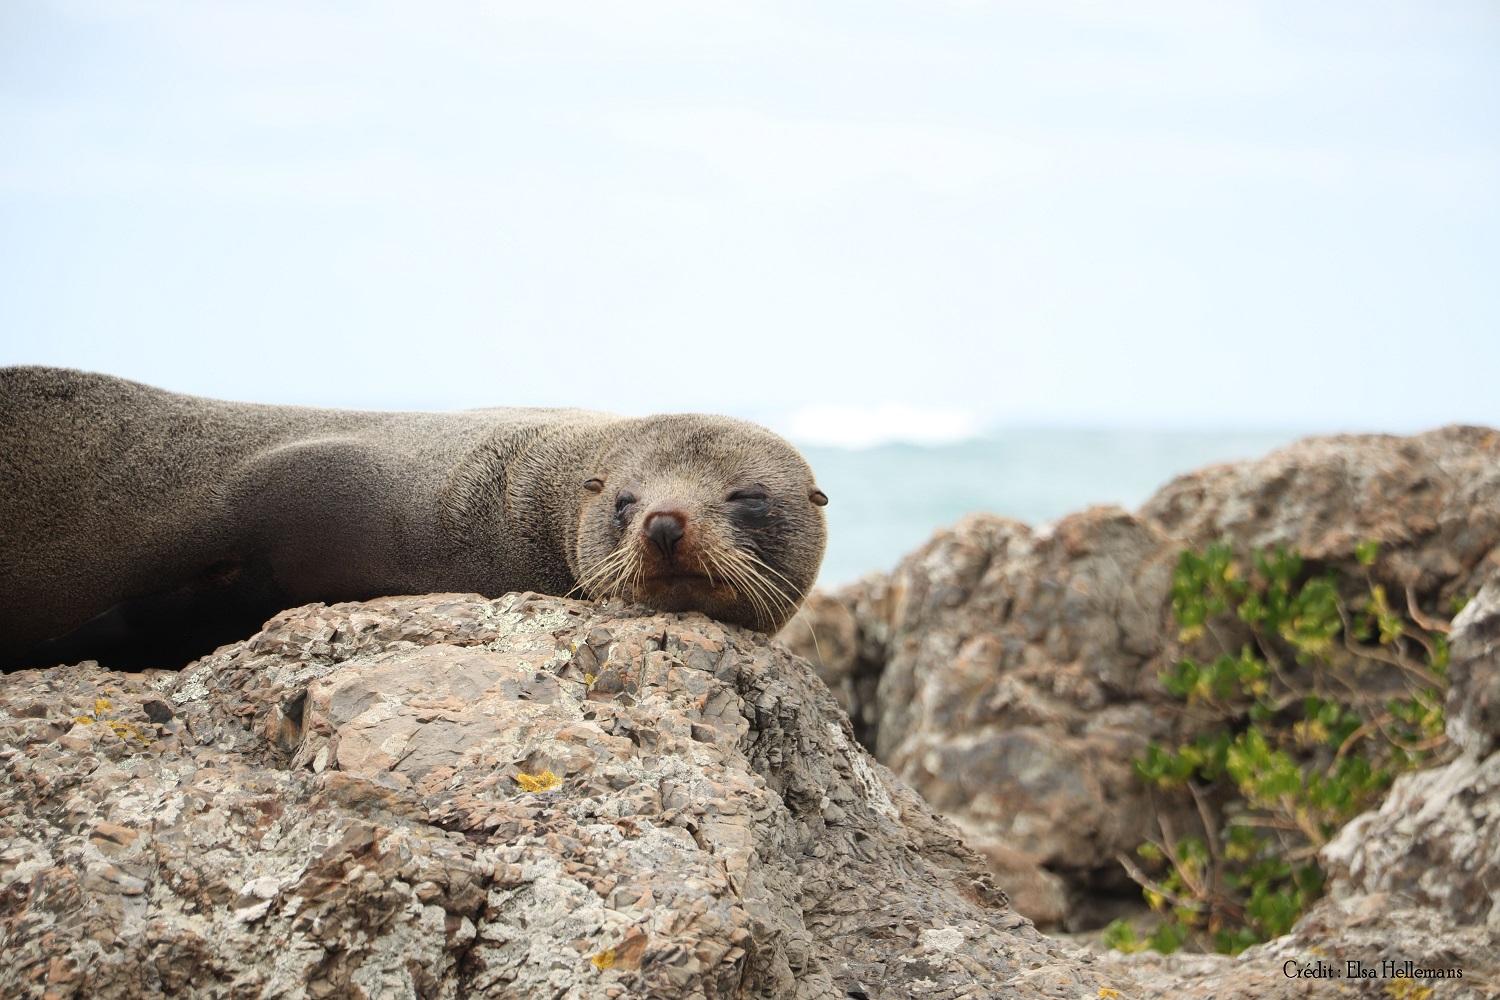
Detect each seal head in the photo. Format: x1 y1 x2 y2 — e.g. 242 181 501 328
573 415 828 633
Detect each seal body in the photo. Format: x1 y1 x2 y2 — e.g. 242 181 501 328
0 367 827 670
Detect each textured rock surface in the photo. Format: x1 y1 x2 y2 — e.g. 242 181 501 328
785 508 1189 929
0 593 1133 1000
1116 894 1498 998
1321 572 1500 933
784 426 1500 928
1140 428 1500 597
1322 750 1500 933
1446 578 1500 758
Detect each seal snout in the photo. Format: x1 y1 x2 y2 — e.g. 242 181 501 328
636 502 718 596
644 509 687 558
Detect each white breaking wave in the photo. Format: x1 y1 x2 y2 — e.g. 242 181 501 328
778 404 985 449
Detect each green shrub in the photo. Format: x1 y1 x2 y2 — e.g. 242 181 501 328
1116 542 1451 954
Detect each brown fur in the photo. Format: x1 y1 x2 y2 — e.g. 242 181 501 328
0 367 827 670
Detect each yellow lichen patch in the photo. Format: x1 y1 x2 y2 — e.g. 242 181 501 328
71 699 152 745
105 719 151 744
1098 989 1122 1000
1385 981 1433 1000
590 948 616 971
515 770 562 793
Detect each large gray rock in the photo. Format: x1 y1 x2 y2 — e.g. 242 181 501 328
1140 427 1500 600
0 593 1131 999
784 426 1500 929
785 507 1187 929
1320 572 1500 934
1446 580 1500 758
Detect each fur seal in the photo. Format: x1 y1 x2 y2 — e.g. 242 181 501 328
0 367 828 670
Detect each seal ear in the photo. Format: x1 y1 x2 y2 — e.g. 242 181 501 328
809 488 828 507
583 477 605 494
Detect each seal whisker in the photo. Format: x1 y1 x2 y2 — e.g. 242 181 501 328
583 543 639 602
704 548 747 614
704 548 754 620
696 552 717 589
740 550 805 607
717 549 774 614
571 546 631 599
801 614 825 663
573 547 624 590
725 548 799 619
733 550 822 654
716 550 775 631
737 558 804 640
625 546 646 604
702 547 730 591
604 548 638 602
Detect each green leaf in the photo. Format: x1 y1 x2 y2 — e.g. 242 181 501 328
1102 919 1143 953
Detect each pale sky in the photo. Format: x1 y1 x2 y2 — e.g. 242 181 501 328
2 1 1497 445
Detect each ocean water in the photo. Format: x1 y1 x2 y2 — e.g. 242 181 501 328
801 429 1303 588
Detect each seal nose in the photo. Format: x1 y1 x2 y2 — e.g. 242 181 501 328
645 511 686 558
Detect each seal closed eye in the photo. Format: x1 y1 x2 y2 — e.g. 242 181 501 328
0 366 828 670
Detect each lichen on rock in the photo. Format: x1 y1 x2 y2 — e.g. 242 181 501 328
0 592 1125 999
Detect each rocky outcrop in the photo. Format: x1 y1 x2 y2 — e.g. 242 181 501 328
784 426 1500 929
0 593 1132 1000
1140 428 1500 598
1445 578 1500 759
1319 571 1500 933
787 509 1183 929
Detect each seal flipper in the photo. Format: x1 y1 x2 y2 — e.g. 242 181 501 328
9 555 287 670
